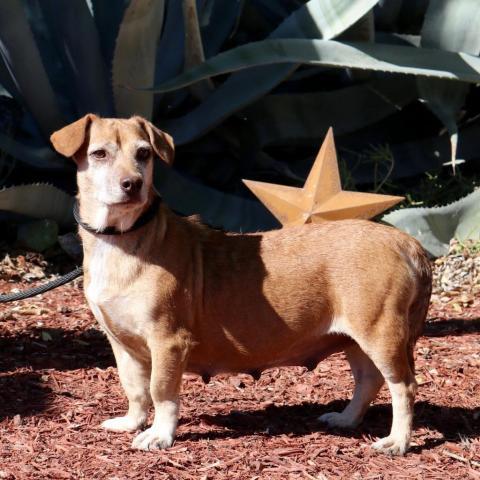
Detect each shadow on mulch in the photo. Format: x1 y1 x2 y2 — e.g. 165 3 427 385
0 317 477 374
183 400 479 452
0 370 52 420
0 319 478 444
0 328 113 421
424 317 480 337
0 327 113 373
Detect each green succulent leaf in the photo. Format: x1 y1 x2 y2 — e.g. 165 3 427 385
143 39 480 96
417 0 480 172
113 0 166 119
91 0 130 68
200 0 244 58
17 219 59 253
149 0 380 144
0 133 71 171
36 0 113 118
383 189 480 257
153 163 278 232
182 0 214 99
151 0 186 110
270 0 380 40
0 1 64 137
243 75 417 146
0 184 74 227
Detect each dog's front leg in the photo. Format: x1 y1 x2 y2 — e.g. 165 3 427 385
102 335 151 432
131 335 188 451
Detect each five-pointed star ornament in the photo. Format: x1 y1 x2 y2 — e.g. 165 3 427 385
243 128 404 226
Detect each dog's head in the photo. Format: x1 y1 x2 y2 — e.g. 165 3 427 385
50 115 174 230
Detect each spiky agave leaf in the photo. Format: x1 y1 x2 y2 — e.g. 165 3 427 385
143 39 480 96
90 0 130 68
153 162 279 232
242 75 417 146
417 0 480 173
36 0 113 118
17 219 59 252
0 1 64 138
148 0 381 144
0 133 71 171
113 0 166 119
182 0 213 99
382 189 480 257
0 184 74 227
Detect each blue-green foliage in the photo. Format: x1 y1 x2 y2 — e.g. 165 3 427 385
0 0 478 240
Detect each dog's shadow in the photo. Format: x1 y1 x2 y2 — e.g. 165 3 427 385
0 327 113 373
177 317 480 451
0 327 113 421
179 400 479 452
1 317 477 375
0 370 52 420
1 317 478 448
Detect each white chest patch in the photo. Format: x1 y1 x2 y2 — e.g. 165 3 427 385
85 238 115 337
85 238 145 341
85 238 112 304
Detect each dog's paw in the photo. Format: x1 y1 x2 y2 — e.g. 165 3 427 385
131 427 174 451
372 435 408 456
101 415 145 433
318 411 360 429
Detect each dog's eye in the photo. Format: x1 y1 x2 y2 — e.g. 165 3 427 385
136 147 151 161
91 149 106 159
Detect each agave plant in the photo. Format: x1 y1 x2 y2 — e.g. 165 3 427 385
0 0 479 246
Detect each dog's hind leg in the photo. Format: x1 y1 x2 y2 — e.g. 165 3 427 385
101 336 151 432
356 321 417 456
369 346 417 456
319 343 384 429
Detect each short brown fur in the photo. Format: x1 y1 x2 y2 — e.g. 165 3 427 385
50 116 432 455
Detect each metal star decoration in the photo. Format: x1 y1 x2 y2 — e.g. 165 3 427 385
243 128 403 226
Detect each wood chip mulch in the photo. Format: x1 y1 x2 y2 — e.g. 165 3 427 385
0 244 479 479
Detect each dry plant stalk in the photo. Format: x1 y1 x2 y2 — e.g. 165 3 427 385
182 0 214 99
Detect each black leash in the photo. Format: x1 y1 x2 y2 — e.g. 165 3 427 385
0 196 162 303
0 266 83 303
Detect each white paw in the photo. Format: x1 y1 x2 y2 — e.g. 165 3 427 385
131 427 174 451
101 415 145 433
318 412 360 429
372 435 408 456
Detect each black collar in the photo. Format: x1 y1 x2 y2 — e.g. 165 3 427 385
73 196 162 235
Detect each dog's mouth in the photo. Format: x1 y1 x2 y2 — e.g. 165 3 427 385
107 193 145 207
110 198 142 206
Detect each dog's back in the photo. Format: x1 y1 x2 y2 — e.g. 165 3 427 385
186 218 431 375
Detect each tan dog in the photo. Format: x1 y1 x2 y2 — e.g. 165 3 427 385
50 115 432 455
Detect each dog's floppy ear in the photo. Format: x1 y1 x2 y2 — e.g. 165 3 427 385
133 116 174 165
50 113 97 158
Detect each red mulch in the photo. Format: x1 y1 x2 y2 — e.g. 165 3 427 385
0 266 479 479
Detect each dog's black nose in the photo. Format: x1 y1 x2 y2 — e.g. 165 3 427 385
121 177 143 194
